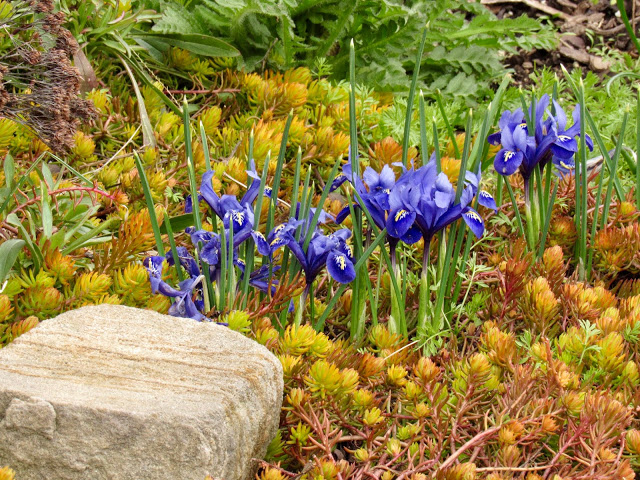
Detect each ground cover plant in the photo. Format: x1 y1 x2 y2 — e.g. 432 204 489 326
140 0 556 101
2 0 640 478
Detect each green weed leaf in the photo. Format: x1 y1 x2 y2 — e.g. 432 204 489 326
0 239 25 284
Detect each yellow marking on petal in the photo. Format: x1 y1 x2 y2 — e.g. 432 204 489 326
274 224 285 234
464 211 482 222
504 151 515 161
270 237 284 247
518 123 527 129
395 209 408 222
560 161 574 170
335 254 347 271
383 188 391 194
558 135 571 142
346 244 353 258
233 211 246 225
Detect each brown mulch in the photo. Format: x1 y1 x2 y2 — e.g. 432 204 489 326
482 0 639 85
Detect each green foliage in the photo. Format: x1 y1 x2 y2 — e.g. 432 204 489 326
144 0 556 102
59 0 238 60
0 239 24 285
254 258 640 475
503 67 638 186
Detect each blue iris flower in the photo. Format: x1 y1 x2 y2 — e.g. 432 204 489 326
550 100 594 174
185 227 270 282
199 160 260 215
235 261 280 294
164 246 201 278
489 95 593 180
267 212 356 285
187 160 271 241
334 160 395 232
386 159 496 249
332 156 407 267
143 256 205 321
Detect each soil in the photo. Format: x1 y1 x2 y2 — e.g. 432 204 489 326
483 0 640 86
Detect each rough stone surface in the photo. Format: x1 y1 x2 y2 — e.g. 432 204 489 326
0 304 284 480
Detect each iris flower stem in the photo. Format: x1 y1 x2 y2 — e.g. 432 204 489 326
309 285 315 327
198 242 212 314
578 81 588 281
388 239 403 336
417 236 432 341
389 264 403 335
524 203 537 252
534 165 545 232
504 180 525 239
538 181 559 259
389 241 397 272
543 163 553 221
437 230 446 279
294 284 310 327
523 176 538 251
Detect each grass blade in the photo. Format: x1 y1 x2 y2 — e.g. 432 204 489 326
419 90 429 164
267 111 293 233
134 152 163 255
402 24 428 167
617 0 640 52
436 91 459 158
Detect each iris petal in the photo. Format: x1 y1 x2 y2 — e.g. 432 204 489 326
336 242 354 260
144 256 165 294
330 173 348 192
284 235 309 272
251 231 271 256
327 250 356 284
184 194 203 214
478 190 498 211
379 164 396 188
362 167 379 188
585 133 594 151
387 208 416 239
553 156 575 175
462 207 484 238
401 224 422 245
165 247 200 278
512 123 529 151
552 99 567 131
494 149 523 176
551 135 577 158
434 173 454 208
487 131 502 146
200 238 221 265
200 170 222 219
269 236 288 253
335 205 351 224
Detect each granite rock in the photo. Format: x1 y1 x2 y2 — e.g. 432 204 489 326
0 304 283 480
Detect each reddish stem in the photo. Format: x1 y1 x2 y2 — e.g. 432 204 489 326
8 185 117 217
